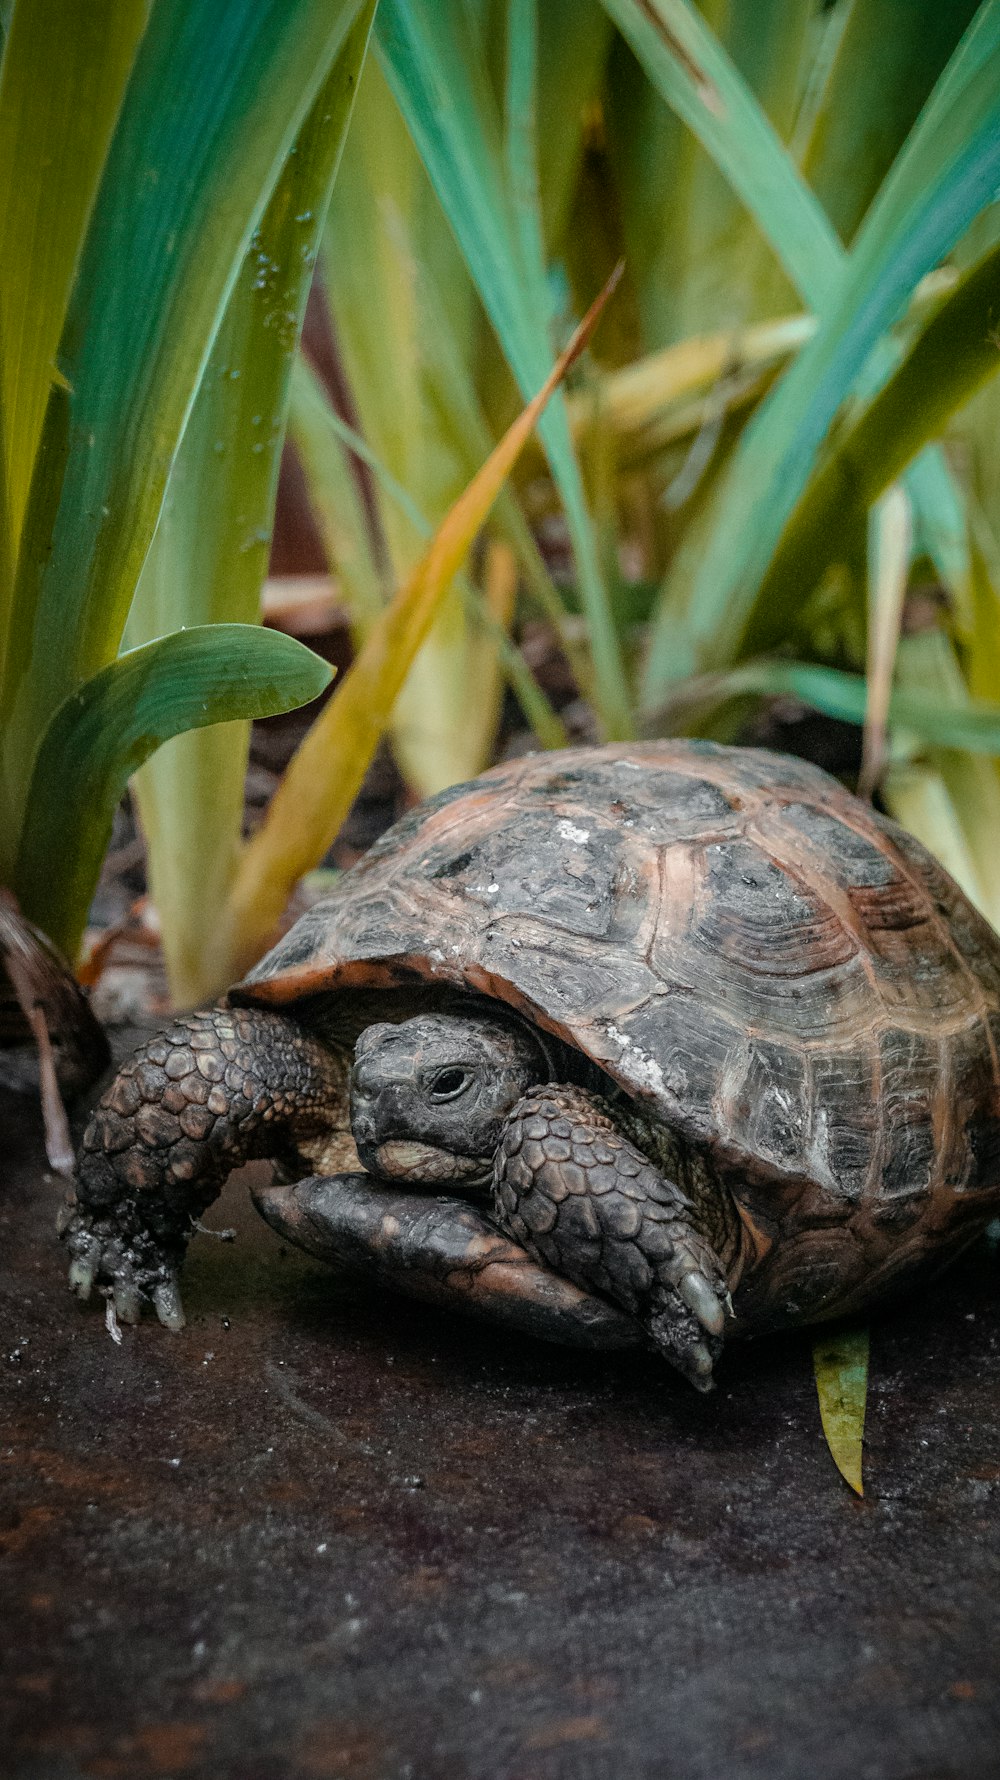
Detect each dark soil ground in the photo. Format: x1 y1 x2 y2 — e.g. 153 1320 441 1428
2 1029 999 1780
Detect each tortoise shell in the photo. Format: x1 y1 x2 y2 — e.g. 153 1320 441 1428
235 742 1000 1330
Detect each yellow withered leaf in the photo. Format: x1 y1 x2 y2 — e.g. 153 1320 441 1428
813 1326 869 1496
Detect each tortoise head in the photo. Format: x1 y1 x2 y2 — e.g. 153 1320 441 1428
350 1008 547 1188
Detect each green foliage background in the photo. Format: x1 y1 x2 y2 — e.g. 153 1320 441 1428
4 0 1000 1022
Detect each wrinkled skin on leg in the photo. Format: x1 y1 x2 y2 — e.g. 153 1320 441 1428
67 1003 741 1387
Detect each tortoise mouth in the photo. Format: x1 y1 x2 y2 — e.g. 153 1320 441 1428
371 1140 492 1189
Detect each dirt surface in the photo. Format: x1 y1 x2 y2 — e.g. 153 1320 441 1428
2 1038 999 1780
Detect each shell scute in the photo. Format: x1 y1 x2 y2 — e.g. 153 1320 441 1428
436 816 620 937
775 802 898 889
691 838 858 979
808 1048 878 1204
728 1038 810 1178
877 1027 940 1201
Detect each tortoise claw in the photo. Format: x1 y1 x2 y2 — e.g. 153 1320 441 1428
68 1248 99 1302
112 1269 143 1326
686 1340 717 1393
677 1268 727 1338
153 1278 185 1332
61 1207 185 1332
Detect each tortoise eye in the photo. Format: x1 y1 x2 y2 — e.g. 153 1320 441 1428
428 1067 470 1101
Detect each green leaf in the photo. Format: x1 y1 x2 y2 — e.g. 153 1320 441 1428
319 47 504 793
813 1326 869 1496
226 271 618 980
883 629 1000 930
617 0 969 707
376 0 632 738
601 0 841 309
0 0 368 844
14 626 332 963
604 0 814 348
296 389 568 753
0 0 148 552
126 7 375 1007
860 483 912 798
744 236 1000 653
797 0 981 246
673 0 1000 678
709 657 1000 758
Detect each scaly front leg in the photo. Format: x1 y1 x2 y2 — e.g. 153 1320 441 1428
493 1085 735 1391
64 1006 349 1327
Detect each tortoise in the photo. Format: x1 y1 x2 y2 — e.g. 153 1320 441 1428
63 740 1000 1390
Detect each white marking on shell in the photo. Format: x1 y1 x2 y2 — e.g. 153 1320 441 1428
557 819 590 845
806 1106 837 1190
771 1086 801 1127
605 1023 665 1093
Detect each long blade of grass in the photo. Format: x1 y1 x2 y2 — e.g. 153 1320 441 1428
534 0 613 258
796 0 980 246
884 629 1000 930
14 627 332 962
376 0 632 738
737 234 1000 661
668 0 1000 679
288 355 384 631
686 656 1000 759
299 391 568 752
621 3 970 705
813 1326 868 1496
0 314 11 768
601 0 842 306
0 0 368 843
504 0 547 327
226 269 619 978
905 448 974 641
860 484 911 799
127 7 375 1008
0 0 148 555
318 49 505 794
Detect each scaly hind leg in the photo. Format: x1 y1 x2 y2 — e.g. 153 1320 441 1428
493 1085 734 1390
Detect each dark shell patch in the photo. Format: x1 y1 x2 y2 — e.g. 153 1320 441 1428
778 803 898 888
693 840 857 979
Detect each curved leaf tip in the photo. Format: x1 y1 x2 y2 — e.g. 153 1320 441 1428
15 623 333 960
813 1325 869 1496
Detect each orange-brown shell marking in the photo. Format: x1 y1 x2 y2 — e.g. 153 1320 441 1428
234 742 1000 1331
